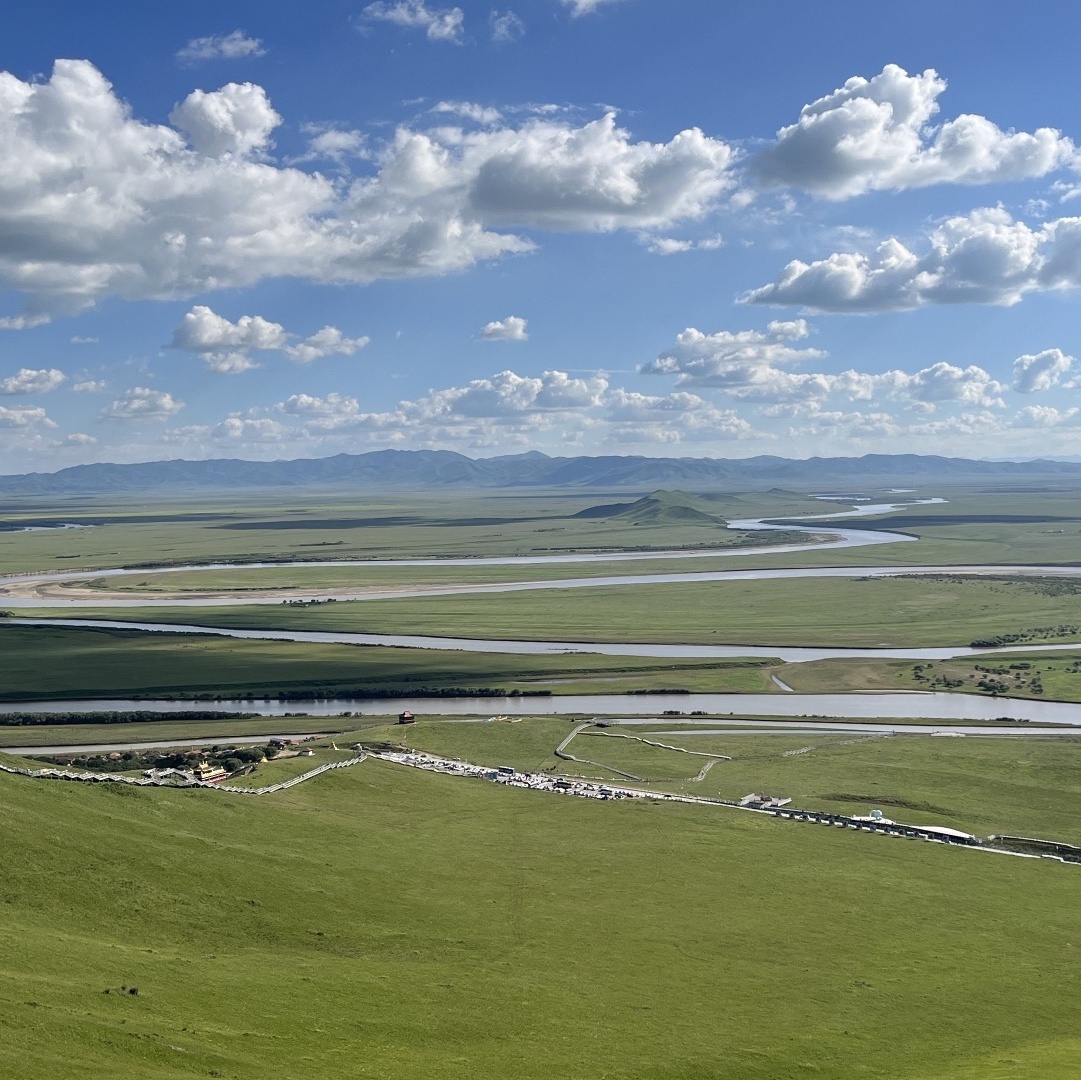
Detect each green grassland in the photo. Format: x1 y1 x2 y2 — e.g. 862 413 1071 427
753 486 1081 568
45 497 1081 592
0 624 774 704
221 746 346 787
783 651 1081 701
64 547 827 593
0 715 356 749
69 572 1081 648
4 755 1081 1079
646 486 1081 571
363 716 579 771
0 488 827 574
0 486 1076 583
5 486 1081 585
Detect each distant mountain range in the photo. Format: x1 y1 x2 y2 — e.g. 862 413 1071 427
1 450 1080 496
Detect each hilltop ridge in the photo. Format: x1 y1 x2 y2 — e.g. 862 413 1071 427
2 450 1080 496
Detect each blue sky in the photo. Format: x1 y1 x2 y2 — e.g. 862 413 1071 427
5 0 1081 470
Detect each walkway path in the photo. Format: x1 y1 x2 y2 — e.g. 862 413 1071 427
553 721 646 781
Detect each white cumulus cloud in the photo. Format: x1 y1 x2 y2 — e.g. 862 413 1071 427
203 351 261 374
431 101 503 125
169 83 281 158
605 388 751 441
418 369 607 417
270 369 610 446
466 112 734 231
752 64 1075 199
0 315 49 330
171 305 288 352
284 326 371 364
480 315 528 341
561 0 629 16
1014 404 1080 427
362 1 465 42
1012 348 1075 392
0 368 66 394
642 233 723 255
0 61 734 325
176 31 266 65
279 392 360 418
168 417 290 444
226 359 781 458
640 319 827 399
879 362 1005 409
489 11 525 42
743 207 1081 312
170 305 367 370
0 404 53 428
296 126 367 164
102 387 184 421
643 321 1007 411
647 237 693 255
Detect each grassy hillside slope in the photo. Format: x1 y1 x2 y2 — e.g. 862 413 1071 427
2 763 1080 1079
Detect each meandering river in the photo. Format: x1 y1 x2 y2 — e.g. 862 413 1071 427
6 496 1081 723
0 498 938 606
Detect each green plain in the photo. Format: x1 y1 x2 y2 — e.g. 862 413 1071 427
0 624 773 705
62 572 1081 648
4 486 1081 582
0 489 825 574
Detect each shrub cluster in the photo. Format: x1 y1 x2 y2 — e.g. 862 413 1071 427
970 624 1080 648
0 710 248 727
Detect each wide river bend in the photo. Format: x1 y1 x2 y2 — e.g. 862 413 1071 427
6 497 1081 725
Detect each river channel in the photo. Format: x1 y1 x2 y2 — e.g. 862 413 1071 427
0 690 1078 728
12 615 1081 664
